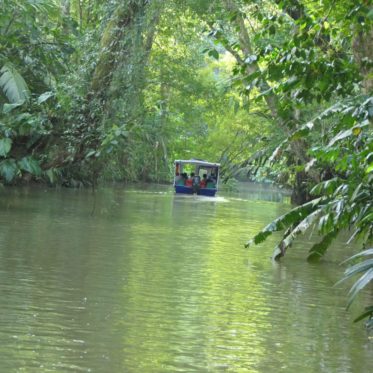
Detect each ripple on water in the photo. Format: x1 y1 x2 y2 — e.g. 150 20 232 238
0 186 372 372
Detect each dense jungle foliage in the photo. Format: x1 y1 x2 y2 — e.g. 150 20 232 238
0 0 372 325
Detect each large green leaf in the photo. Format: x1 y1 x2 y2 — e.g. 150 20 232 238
327 123 369 147
0 64 30 103
37 91 54 104
18 157 42 176
310 178 341 196
3 102 25 114
0 138 12 157
0 159 18 182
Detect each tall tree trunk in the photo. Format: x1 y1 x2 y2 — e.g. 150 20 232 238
78 0 83 31
69 0 162 182
61 0 70 16
61 0 71 35
353 28 373 94
90 1 148 96
223 0 281 121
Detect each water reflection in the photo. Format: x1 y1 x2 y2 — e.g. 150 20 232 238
225 181 291 203
0 185 371 372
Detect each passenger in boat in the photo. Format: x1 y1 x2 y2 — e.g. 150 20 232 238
175 172 184 185
200 174 207 188
206 174 216 188
192 174 201 193
185 173 193 187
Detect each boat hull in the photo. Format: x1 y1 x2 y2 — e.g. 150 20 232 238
175 185 217 197
198 188 217 197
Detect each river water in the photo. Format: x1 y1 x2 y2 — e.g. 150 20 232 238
0 184 371 372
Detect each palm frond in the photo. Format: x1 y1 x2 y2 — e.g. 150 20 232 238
341 248 373 264
272 209 322 260
346 268 373 309
245 197 322 248
353 306 373 325
307 230 338 262
343 259 373 280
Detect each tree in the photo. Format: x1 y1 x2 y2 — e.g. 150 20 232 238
42 0 163 184
238 0 373 325
0 0 72 184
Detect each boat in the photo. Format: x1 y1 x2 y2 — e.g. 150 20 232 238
173 159 220 196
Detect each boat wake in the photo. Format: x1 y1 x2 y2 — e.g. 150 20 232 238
173 194 229 203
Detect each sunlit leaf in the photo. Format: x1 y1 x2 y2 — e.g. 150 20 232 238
37 91 54 104
245 55 257 64
0 64 30 103
3 102 24 113
328 129 352 146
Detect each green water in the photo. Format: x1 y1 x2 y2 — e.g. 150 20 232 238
0 185 371 372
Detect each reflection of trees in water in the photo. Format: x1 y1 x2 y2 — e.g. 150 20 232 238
255 260 372 373
229 182 291 203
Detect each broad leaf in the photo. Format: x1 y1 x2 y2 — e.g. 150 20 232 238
37 91 54 104
18 157 42 176
45 168 59 184
0 64 30 103
328 123 369 147
3 102 24 113
328 129 352 146
0 159 18 182
0 138 12 157
310 178 340 196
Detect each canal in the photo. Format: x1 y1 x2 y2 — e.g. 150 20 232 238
0 184 371 372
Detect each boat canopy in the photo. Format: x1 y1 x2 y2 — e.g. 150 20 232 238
174 159 220 168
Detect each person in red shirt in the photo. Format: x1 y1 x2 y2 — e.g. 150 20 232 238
185 173 193 187
200 173 207 188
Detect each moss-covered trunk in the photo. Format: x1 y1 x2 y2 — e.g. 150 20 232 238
59 0 162 184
